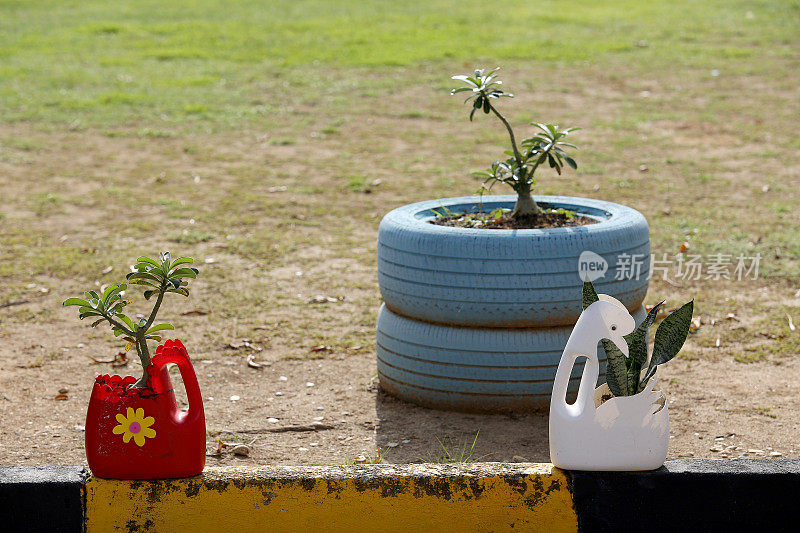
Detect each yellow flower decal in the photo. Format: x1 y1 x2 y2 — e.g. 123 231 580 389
113 407 156 447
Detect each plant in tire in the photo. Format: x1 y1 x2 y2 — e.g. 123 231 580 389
451 67 579 219
582 280 694 397
63 251 199 388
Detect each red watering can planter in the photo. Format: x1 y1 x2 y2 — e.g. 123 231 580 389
85 339 206 479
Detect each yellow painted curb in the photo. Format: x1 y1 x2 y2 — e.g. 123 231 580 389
86 463 577 532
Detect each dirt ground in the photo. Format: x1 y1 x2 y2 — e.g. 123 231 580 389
1 59 799 467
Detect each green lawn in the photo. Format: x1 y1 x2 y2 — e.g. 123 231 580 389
1 1 797 128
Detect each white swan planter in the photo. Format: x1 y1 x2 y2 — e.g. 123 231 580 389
549 296 669 471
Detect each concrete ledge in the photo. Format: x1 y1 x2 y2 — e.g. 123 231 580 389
0 466 86 533
3 460 800 532
570 459 800 532
86 463 576 532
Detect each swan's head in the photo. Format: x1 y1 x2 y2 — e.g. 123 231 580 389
593 296 636 357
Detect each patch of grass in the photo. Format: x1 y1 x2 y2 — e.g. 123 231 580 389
344 448 391 465
345 174 370 193
755 407 777 419
28 192 63 216
169 229 215 244
422 431 482 464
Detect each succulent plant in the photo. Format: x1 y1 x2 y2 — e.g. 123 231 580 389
63 251 199 388
451 67 578 218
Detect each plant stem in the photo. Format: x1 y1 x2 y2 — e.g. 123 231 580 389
132 338 151 388
131 286 165 388
487 101 542 217
488 104 523 167
511 191 540 217
143 289 165 332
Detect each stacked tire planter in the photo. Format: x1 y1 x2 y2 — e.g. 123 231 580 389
376 195 651 413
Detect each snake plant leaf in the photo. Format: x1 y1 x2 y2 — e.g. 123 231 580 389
582 281 599 309
601 338 629 397
583 281 627 396
626 301 665 393
641 300 694 386
627 301 665 369
63 297 92 307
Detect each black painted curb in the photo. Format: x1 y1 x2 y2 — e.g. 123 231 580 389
569 459 800 533
0 466 87 533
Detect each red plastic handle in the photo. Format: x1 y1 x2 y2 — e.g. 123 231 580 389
150 340 203 423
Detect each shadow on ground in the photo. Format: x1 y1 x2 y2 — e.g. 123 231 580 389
375 390 550 464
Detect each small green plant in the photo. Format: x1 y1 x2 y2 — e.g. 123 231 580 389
422 431 482 463
347 447 391 465
583 281 693 397
63 251 199 388
451 67 578 218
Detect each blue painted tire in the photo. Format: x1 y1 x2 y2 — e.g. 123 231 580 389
378 195 650 327
377 304 646 413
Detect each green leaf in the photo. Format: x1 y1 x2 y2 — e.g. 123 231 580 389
642 301 694 385
146 323 174 334
63 297 91 307
169 257 194 270
131 279 161 289
582 281 599 309
126 272 163 284
564 156 577 169
101 284 125 304
118 314 135 332
166 287 190 297
145 335 163 342
136 256 160 268
143 289 157 300
582 281 626 396
627 301 664 370
169 267 198 279
78 311 103 320
601 338 629 397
